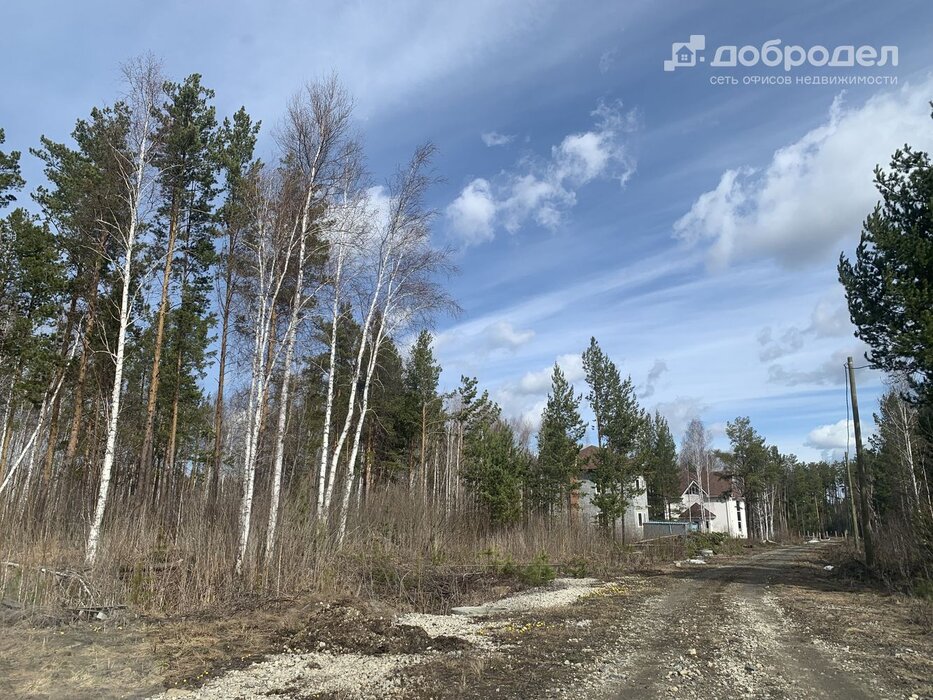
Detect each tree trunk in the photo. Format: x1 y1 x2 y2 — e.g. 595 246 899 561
317 248 343 518
138 197 180 491
209 244 236 507
86 63 156 565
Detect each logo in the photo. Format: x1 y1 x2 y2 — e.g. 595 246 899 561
663 36 898 75
664 35 706 72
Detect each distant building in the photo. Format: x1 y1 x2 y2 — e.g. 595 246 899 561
675 472 747 538
571 446 650 541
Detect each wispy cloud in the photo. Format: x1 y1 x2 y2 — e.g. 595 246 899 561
446 100 638 245
481 131 515 147
640 359 668 398
598 47 618 74
767 348 859 387
481 320 536 351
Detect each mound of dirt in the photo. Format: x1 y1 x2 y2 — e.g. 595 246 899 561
281 601 471 655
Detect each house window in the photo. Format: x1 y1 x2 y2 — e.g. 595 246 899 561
637 512 644 526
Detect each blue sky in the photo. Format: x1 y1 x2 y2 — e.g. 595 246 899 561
3 0 933 460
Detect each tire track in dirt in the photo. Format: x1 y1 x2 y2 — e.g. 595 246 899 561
577 545 883 700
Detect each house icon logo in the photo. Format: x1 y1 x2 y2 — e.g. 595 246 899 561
664 35 706 72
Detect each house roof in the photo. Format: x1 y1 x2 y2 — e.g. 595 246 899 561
679 471 742 499
680 502 717 521
576 446 646 482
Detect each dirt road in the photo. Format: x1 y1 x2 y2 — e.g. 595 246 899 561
407 541 931 699
578 543 908 700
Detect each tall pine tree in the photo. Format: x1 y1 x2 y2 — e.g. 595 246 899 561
531 363 585 514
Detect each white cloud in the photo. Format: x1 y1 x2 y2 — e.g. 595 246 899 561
598 47 618 74
756 289 856 365
675 79 933 268
522 353 584 394
447 99 637 244
493 353 586 432
654 396 708 440
482 320 535 351
809 297 851 338
805 419 851 450
481 131 514 147
445 178 497 244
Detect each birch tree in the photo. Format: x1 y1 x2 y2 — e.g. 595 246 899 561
263 79 356 568
319 145 453 533
86 56 162 565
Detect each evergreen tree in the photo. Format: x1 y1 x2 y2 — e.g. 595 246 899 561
139 73 218 481
404 330 442 488
462 406 527 526
455 376 525 524
581 337 647 535
0 128 24 208
210 107 260 502
31 105 131 472
838 105 933 405
531 363 585 514
720 417 773 538
0 209 65 403
642 411 679 519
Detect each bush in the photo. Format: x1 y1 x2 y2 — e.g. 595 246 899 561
519 553 556 587
559 557 589 579
686 532 731 557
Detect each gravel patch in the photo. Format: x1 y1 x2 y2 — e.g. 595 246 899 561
152 651 424 699
151 578 608 699
396 612 502 649
451 577 603 616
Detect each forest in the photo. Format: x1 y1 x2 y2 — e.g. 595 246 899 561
0 57 930 614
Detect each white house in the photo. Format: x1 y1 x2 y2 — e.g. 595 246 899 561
676 472 748 539
572 446 651 541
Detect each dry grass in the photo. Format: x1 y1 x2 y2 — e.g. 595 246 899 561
0 482 682 619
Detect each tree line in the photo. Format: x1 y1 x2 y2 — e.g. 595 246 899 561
0 58 929 592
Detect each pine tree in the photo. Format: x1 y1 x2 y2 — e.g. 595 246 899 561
582 337 646 536
0 130 66 481
643 411 679 519
139 73 218 489
0 128 24 208
32 105 131 473
838 105 933 405
210 107 260 504
531 363 585 514
462 402 527 526
404 330 442 495
721 417 772 539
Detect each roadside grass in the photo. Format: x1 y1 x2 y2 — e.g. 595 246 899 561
1 484 698 619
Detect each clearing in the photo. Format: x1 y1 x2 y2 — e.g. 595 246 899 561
1 542 930 699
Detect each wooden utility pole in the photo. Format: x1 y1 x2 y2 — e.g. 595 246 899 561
844 450 860 549
847 356 875 570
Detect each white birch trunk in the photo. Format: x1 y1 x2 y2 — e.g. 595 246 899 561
317 247 344 518
337 316 387 544
265 177 317 566
0 345 74 497
86 63 157 565
321 245 391 517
